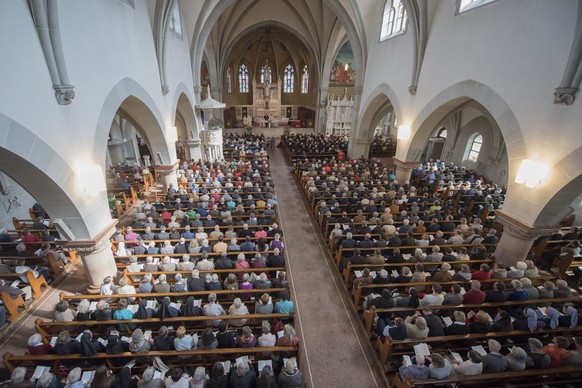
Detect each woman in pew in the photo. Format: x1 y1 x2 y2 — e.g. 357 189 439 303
452 264 472 281
113 299 135 331
404 314 429 339
276 324 299 347
134 300 155 319
467 310 492 333
91 300 113 321
452 349 483 376
76 299 92 321
491 309 513 332
54 300 76 322
239 273 254 300
79 330 106 362
138 273 154 293
171 273 188 292
428 353 452 379
158 297 180 320
506 346 531 371
444 311 470 335
174 325 197 356
198 327 219 350
105 327 129 354
238 326 257 348
206 362 228 388
27 333 54 364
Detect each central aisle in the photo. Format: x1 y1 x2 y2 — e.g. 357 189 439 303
268 142 386 388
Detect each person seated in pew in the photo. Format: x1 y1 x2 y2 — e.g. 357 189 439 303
544 336 570 367
15 257 49 285
451 264 471 282
54 300 76 322
462 280 485 304
238 325 257 348
116 277 136 303
507 261 527 278
491 309 513 332
203 293 226 326
506 279 527 301
138 273 153 293
399 354 430 381
485 281 507 303
444 311 470 335
507 346 531 371
404 314 429 339
373 269 391 285
152 325 175 351
482 339 508 372
198 327 219 351
75 299 92 321
564 336 582 365
452 349 483 376
526 338 551 369
428 353 452 379
125 255 141 274
157 297 180 321
471 263 492 281
27 333 54 359
442 284 463 307
554 279 573 300
113 298 135 330
0 278 33 301
105 327 129 355
422 308 445 337
521 277 539 300
170 273 188 293
524 259 539 278
432 263 453 283
79 330 106 362
489 261 508 279
134 300 155 319
420 284 444 307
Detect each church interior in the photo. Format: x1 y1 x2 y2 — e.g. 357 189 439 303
0 0 581 387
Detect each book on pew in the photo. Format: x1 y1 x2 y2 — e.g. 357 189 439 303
81 370 95 384
170 302 181 310
442 316 453 327
538 307 548 317
448 270 456 276
127 304 139 314
391 270 399 278
10 279 20 288
50 337 58 347
413 343 431 357
138 264 144 270
154 371 162 380
146 300 158 309
402 254 412 261
171 258 180 264
89 301 98 311
121 336 131 343
424 272 431 277
192 333 198 344
402 355 412 366
277 330 284 338
460 287 466 295
143 330 152 340
97 337 108 347
429 235 434 241
258 360 272 372
153 257 160 265
471 345 487 356
222 361 231 374
449 351 463 363
75 332 84 342
32 365 50 380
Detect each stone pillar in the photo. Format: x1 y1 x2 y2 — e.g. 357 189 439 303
347 137 371 159
315 87 329 134
64 221 118 293
494 210 555 267
186 138 202 161
155 160 180 192
393 157 420 183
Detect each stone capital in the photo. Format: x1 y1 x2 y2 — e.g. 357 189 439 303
155 160 181 175
392 157 420 171
495 210 555 240
186 138 201 146
54 84 75 105
63 220 117 254
553 87 578 105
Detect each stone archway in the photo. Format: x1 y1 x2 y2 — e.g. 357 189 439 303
172 84 202 161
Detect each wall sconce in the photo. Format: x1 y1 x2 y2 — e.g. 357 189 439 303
515 159 549 188
397 124 411 141
344 63 349 71
76 162 106 196
167 126 178 142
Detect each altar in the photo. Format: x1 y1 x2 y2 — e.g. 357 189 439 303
253 70 283 125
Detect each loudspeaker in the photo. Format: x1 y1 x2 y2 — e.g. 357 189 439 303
52 218 76 241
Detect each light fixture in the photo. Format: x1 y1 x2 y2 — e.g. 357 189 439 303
397 124 411 141
344 63 349 71
76 162 106 196
515 159 549 188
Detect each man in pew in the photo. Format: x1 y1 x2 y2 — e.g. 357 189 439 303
422 308 445 337
0 278 32 301
482 339 508 372
399 354 430 381
463 280 486 304
38 243 69 268
15 258 49 285
0 229 15 251
485 281 507 302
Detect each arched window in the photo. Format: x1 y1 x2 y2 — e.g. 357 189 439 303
380 0 407 41
283 64 295 93
466 134 483 162
437 128 447 138
169 2 182 37
226 68 232 94
301 65 309 94
458 0 497 14
260 62 272 84
238 64 249 93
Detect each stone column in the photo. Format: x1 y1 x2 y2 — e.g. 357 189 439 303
315 87 329 134
64 221 118 293
155 160 180 192
392 157 420 183
493 210 555 267
347 137 372 159
186 138 202 161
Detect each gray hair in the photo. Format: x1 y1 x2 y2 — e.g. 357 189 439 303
142 366 156 382
11 367 27 383
27 333 43 347
66 367 82 384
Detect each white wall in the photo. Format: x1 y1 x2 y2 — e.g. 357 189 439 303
0 0 195 239
359 0 582 226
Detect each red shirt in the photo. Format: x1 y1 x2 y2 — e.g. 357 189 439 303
471 271 491 281
543 345 568 367
462 289 486 304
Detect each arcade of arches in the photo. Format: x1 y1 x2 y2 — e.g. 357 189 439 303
0 0 581 386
